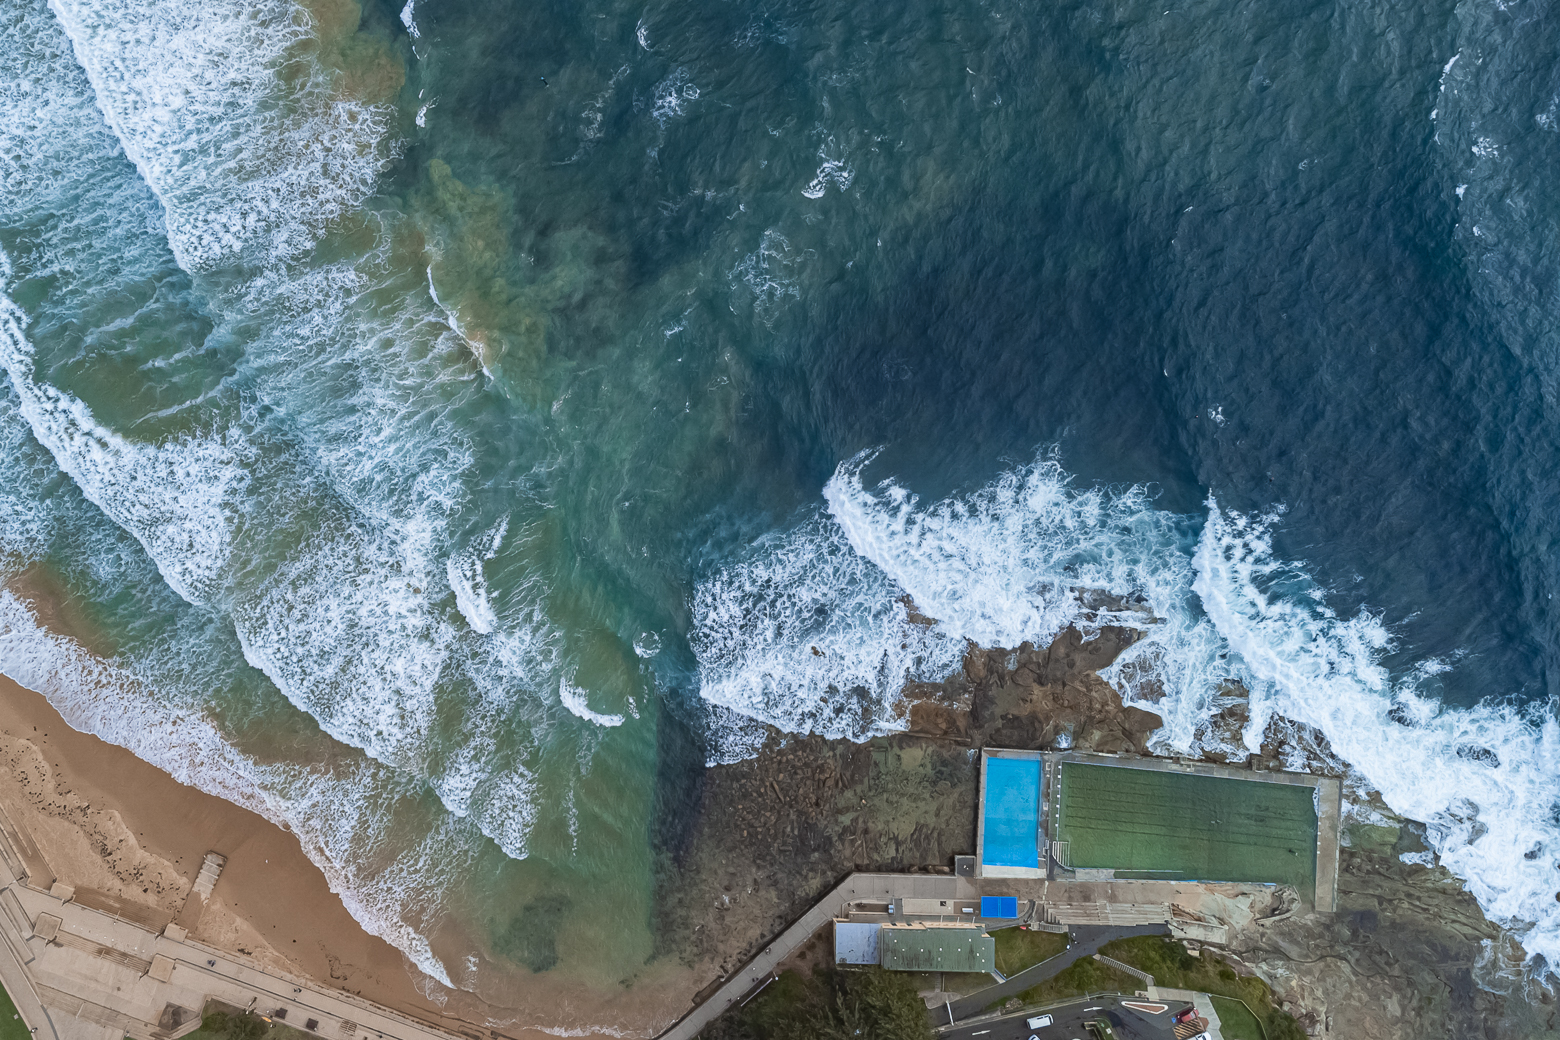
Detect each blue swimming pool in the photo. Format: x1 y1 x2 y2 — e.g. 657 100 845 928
983 757 1041 869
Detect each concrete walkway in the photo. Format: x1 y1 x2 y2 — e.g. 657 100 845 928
655 873 974 1040
0 820 474 1040
0 810 1229 1040
941 923 1169 1022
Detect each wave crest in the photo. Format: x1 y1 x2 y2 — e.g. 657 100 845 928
694 451 1560 972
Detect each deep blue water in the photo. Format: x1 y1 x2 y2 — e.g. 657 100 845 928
2 0 1560 1014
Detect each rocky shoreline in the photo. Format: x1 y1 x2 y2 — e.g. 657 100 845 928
656 624 1557 1040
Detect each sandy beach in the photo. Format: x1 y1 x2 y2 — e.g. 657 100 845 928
0 668 719 1038
0 674 451 1010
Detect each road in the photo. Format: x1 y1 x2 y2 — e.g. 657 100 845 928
940 994 1190 1040
943 924 1170 1021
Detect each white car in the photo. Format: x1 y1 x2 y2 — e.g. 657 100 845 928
1026 1015 1053 1028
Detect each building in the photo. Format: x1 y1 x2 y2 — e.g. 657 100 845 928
877 923 995 973
833 920 997 973
832 921 880 965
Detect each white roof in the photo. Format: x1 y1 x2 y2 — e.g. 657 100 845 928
833 921 880 965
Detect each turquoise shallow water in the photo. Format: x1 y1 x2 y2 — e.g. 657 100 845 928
2 0 1560 1011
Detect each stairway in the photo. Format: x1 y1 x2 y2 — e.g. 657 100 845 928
1044 901 1172 926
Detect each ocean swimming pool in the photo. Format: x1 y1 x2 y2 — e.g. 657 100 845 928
980 756 1041 870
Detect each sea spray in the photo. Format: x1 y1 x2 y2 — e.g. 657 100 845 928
0 586 467 985
694 452 1560 972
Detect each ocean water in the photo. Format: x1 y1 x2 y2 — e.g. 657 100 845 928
2 0 1560 1012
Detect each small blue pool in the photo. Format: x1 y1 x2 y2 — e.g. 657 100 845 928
982 757 1040 869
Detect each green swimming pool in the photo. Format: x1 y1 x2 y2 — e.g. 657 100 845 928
1056 763 1318 902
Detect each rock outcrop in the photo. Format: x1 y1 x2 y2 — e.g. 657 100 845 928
658 624 1554 1040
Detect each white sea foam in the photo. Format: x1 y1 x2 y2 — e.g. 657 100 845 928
0 300 249 604
232 517 456 771
701 703 771 766
0 588 461 983
47 0 400 268
651 68 698 128
728 229 805 325
0 0 128 208
2 32 545 890
448 517 509 635
0 0 564 983
824 449 1174 648
1191 501 1560 970
691 507 961 740
558 674 625 727
693 451 1560 972
801 137 854 199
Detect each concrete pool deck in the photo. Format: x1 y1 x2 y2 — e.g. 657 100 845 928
974 749 1340 913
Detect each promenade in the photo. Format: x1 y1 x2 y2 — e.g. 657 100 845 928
0 806 470 1040
0 785 1292 1040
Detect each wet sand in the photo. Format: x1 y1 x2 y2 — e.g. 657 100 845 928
0 671 712 1037
0 673 456 1013
0 561 712 1037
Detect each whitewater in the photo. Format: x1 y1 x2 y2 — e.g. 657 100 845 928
0 0 1557 1004
693 452 1560 971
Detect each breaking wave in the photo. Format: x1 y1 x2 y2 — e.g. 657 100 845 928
692 449 1560 970
46 0 401 268
558 674 626 728
0 306 251 604
0 587 468 985
0 0 575 977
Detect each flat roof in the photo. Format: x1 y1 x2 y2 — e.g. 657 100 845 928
833 921 880 965
877 924 994 973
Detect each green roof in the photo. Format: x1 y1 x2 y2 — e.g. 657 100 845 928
878 927 995 973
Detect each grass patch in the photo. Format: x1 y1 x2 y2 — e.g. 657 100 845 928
993 928 1068 976
1006 955 1140 1008
1098 937 1305 1040
943 972 1000 994
182 1004 314 1040
1209 995 1265 1040
899 971 993 995
0 979 31 1040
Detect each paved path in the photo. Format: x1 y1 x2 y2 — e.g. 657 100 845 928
0 820 476 1040
655 873 973 1040
941 923 1169 1022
